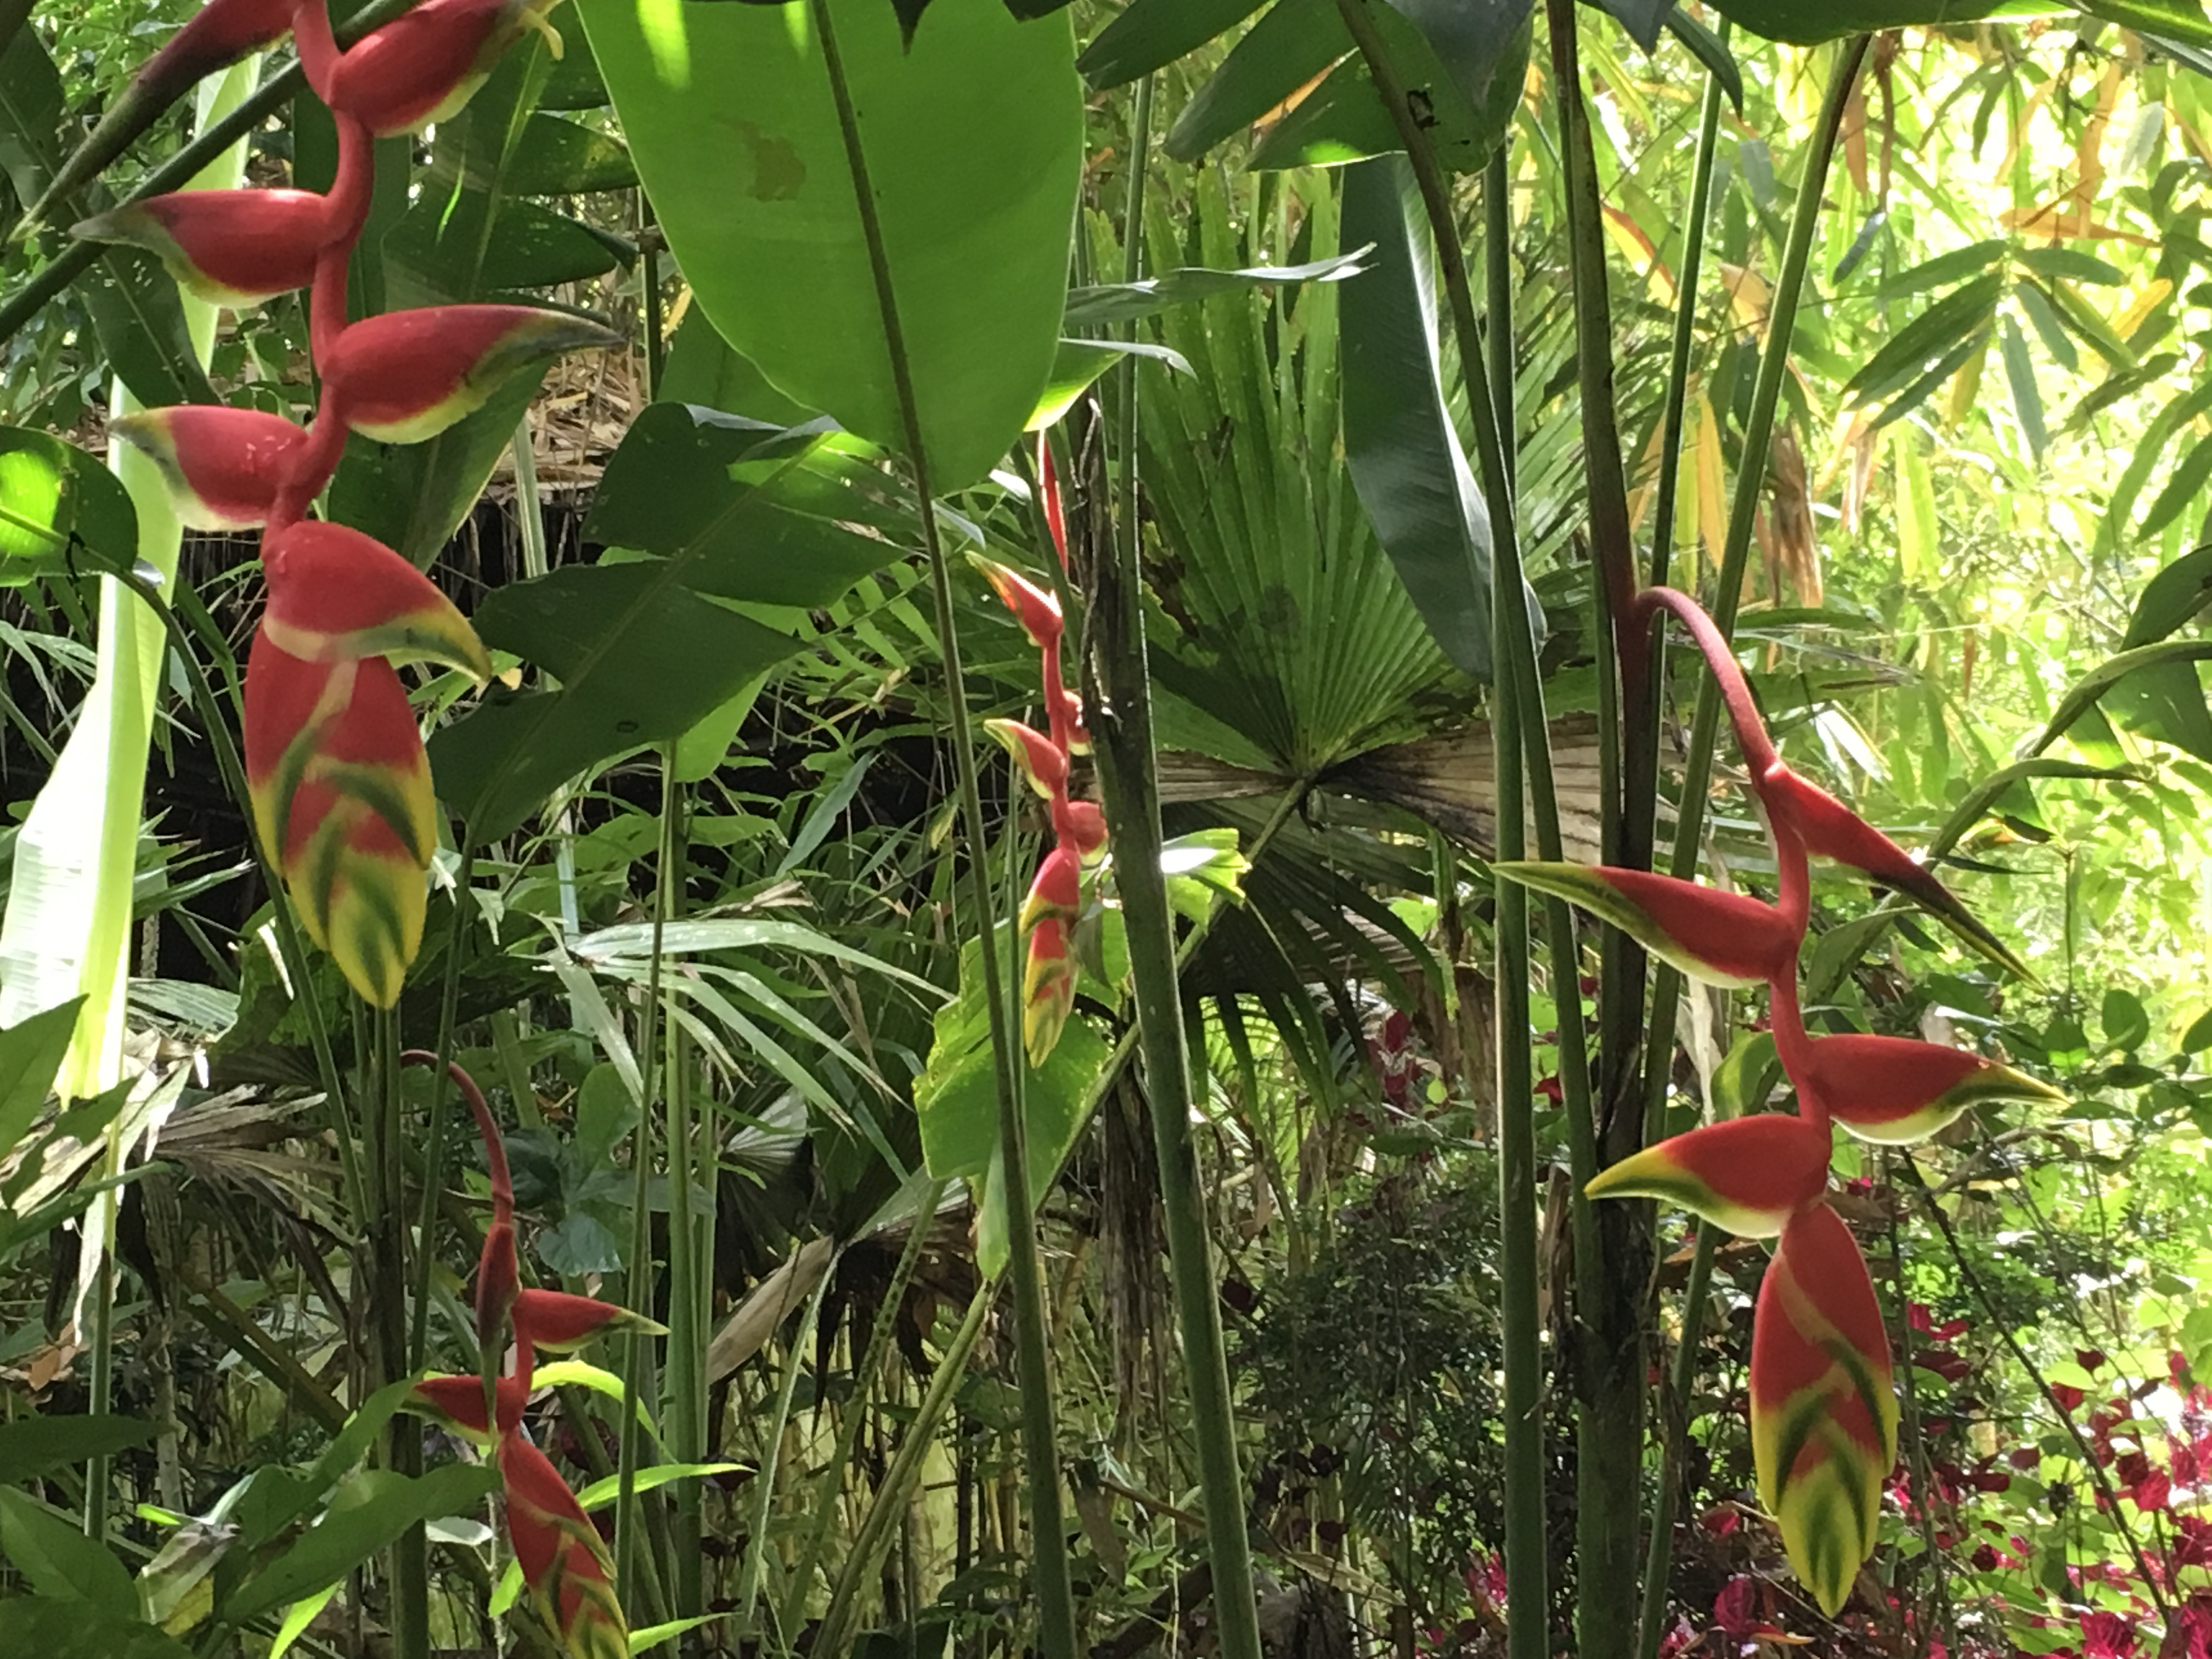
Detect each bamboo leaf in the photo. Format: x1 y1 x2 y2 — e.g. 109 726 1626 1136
1340 156 1494 679
1999 314 2046 460
1077 0 1268 87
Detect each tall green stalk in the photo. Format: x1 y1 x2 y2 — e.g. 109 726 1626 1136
1539 1 1672 1643
1630 38 1730 1659
1325 6 1553 1649
806 5 1077 1654
1082 71 1267 1659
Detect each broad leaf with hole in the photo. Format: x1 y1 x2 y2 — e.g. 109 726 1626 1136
579 0 1082 490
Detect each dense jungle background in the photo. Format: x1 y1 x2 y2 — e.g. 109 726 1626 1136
5 0 2212 1655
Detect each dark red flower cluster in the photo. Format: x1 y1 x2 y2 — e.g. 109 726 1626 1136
86 0 614 1008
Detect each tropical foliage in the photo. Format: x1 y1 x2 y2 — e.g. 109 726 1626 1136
2 0 2212 1655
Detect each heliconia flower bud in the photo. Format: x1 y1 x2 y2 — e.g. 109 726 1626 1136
1799 1034 2063 1145
319 305 620 446
984 718 1069 802
968 553 1062 651
496 1433 628 1659
511 1289 665 1354
1491 864 1801 990
1058 799 1108 866
243 631 436 1008
1019 845 1081 935
260 521 495 680
1584 1113 1832 1238
1760 765 2026 977
108 405 306 531
1037 433 1070 573
1024 916 1077 1069
74 190 334 308
297 0 565 137
409 1370 528 1443
1751 1200 1897 1617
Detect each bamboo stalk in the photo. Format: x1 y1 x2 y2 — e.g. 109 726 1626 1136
806 7 1078 1655
1083 69 1267 1659
1324 6 1558 1647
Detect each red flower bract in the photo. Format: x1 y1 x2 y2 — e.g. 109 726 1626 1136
261 521 494 679
319 304 622 445
109 405 306 531
75 189 334 307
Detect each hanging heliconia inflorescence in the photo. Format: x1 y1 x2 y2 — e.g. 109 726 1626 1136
400 1055 656 1658
91 0 616 1009
1496 583 2064 1615
973 435 1105 1066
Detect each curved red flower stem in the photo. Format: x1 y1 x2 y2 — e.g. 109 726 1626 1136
266 101 373 538
290 0 339 102
1629 584 1781 788
1766 823 1823 1130
401 1048 513 1226
308 110 374 365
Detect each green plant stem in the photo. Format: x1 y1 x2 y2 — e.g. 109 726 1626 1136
82 1248 115 1539
1884 1154 1956 1657
661 787 706 1626
814 1282 996 1659
408 847 476 1371
1327 5 1550 1649
368 1003 428 1659
735 1254 836 1634
617 757 683 1618
805 7 1076 1656
1635 1224 1715 1659
779 1179 947 1638
1082 69 1266 1659
1483 151 1514 497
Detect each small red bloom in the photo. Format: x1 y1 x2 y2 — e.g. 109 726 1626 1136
1023 916 1077 1068
1799 1033 2062 1144
1585 1112 1832 1238
260 521 494 679
1492 863 1799 989
511 1289 662 1353
242 634 436 1008
410 1370 528 1442
1020 845 1081 935
969 553 1062 652
109 405 306 530
75 189 335 307
319 304 621 445
496 1433 627 1659
298 0 566 136
984 718 1069 802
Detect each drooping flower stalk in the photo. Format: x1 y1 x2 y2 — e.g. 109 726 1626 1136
97 3 630 1650
1505 580 2047 1616
99 0 613 1006
968 452 1106 1067
401 1053 646 1656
